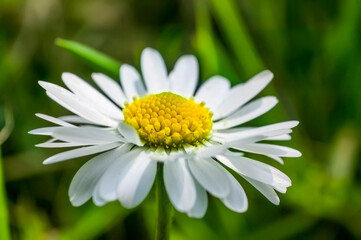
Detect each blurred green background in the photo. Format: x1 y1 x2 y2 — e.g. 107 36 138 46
1 0 361 239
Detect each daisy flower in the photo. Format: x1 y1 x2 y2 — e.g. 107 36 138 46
30 48 300 218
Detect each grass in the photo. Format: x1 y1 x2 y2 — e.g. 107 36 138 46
0 147 10 240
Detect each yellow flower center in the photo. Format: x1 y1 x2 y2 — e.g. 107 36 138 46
123 92 213 149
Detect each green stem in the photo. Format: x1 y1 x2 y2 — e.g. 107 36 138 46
154 164 173 240
0 147 11 240
55 38 121 79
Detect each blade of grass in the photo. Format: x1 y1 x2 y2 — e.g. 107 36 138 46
55 38 121 78
0 105 13 240
193 0 219 79
324 0 359 67
193 0 239 84
0 147 11 240
208 0 264 76
212 37 240 85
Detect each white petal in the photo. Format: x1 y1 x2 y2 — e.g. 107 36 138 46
223 150 244 157
236 143 301 157
92 73 127 107
120 64 146 99
36 142 89 148
213 129 292 146
221 171 248 213
117 121 143 146
169 55 198 98
97 149 142 201
186 180 207 218
195 76 230 112
214 121 299 144
52 127 122 145
266 155 284 164
36 113 75 127
214 70 273 119
265 134 292 141
62 73 123 120
39 81 117 127
243 176 280 205
195 143 227 159
117 153 157 208
43 142 120 164
92 182 107 206
141 48 169 93
164 158 197 212
58 115 94 125
29 127 62 136
213 96 278 129
214 127 253 133
68 147 125 206
214 120 298 138
216 154 291 192
188 158 230 198
148 148 184 162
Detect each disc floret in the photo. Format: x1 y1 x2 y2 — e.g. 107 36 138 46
123 92 213 149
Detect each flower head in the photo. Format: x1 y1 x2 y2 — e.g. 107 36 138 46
30 48 301 218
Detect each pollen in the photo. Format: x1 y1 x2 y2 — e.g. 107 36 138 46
123 92 213 149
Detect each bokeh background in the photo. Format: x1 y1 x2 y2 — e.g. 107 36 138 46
1 0 361 239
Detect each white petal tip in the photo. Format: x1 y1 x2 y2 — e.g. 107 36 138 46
261 70 274 79
283 182 292 189
187 213 206 219
292 151 302 157
264 69 273 74
234 207 248 213
91 72 100 78
270 196 280 205
93 199 107 207
43 157 57 165
142 47 157 54
38 81 48 88
122 203 136 209
61 72 73 79
70 200 83 207
291 121 300 127
182 54 197 61
28 129 44 135
270 96 279 103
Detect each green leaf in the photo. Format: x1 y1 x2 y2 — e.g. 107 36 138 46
0 147 11 240
56 38 121 78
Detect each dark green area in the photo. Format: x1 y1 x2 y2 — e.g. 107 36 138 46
0 0 360 239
